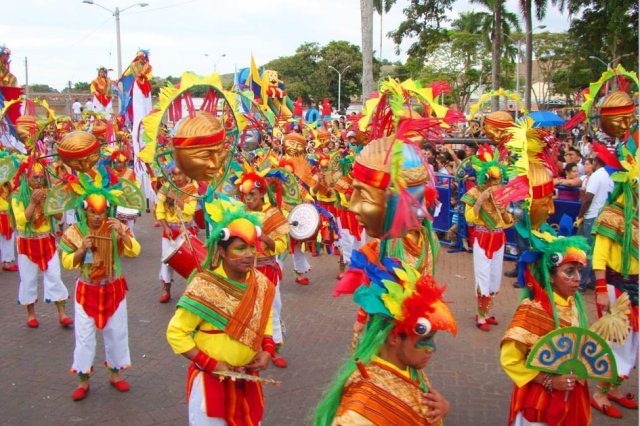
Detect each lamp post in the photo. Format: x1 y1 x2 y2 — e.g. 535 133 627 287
82 1 149 79
588 53 633 94
204 53 226 72
328 65 351 113
506 25 545 116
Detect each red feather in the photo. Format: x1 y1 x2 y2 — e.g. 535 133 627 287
593 142 623 169
333 269 369 297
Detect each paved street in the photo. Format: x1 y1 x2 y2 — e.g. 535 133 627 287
0 212 636 426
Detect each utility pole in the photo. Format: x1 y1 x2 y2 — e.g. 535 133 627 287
24 57 29 99
67 81 72 115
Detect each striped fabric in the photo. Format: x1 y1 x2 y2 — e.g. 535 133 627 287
17 235 56 271
75 277 128 330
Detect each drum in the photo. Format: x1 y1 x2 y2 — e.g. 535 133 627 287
116 206 139 221
161 234 207 279
288 204 320 242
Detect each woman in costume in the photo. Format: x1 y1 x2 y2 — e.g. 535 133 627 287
500 235 592 425
462 145 514 331
57 166 142 401
166 206 276 426
90 66 113 116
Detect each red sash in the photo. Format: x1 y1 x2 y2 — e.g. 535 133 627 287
94 91 111 107
187 364 264 425
338 208 363 241
0 212 12 240
17 235 56 271
256 262 282 287
75 277 128 330
475 228 506 259
136 79 152 97
509 381 591 426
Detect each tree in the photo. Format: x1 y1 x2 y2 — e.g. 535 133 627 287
531 32 573 107
519 0 548 109
361 0 374 101
27 84 58 93
388 0 455 64
373 0 397 62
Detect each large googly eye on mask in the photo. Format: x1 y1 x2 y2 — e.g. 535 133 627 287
414 317 432 336
550 252 563 266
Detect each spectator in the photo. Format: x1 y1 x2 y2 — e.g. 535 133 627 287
580 157 594 198
579 135 593 157
71 99 82 120
464 144 477 159
563 147 585 176
574 155 614 291
84 97 93 114
554 163 581 201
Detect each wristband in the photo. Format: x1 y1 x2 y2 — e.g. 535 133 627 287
262 336 276 357
193 351 217 373
595 278 608 294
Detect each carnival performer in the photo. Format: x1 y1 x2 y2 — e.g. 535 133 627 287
282 131 314 285
0 45 17 87
462 145 514 331
589 118 639 418
156 166 198 303
0 179 17 271
237 167 291 368
309 152 340 257
110 149 139 234
316 259 457 425
501 235 592 425
166 206 276 426
90 66 113 116
12 156 72 328
58 169 141 401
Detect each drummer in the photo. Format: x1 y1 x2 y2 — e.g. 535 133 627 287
237 168 291 368
156 166 198 303
110 149 138 235
166 206 276 425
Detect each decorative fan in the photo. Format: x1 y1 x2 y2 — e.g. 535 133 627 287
526 326 618 383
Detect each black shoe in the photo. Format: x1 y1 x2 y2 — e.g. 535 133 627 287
504 268 518 278
512 281 521 289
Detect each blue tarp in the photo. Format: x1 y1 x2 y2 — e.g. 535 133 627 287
529 111 566 128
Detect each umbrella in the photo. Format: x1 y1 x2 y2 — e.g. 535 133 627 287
529 111 566 128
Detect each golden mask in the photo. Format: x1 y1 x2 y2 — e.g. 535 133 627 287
483 111 514 143
600 91 636 139
283 132 307 157
57 131 101 173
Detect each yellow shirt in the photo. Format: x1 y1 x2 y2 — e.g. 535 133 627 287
166 265 274 367
259 203 289 257
464 201 513 229
61 230 141 270
592 233 638 275
0 197 8 212
155 194 197 223
11 198 50 234
500 293 575 387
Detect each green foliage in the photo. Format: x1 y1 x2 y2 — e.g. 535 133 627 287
388 0 455 61
27 83 58 93
264 40 365 110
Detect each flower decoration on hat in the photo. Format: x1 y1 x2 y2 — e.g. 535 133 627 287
470 144 508 188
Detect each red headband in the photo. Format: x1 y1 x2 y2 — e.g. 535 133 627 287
484 117 513 128
601 104 635 116
173 129 226 147
353 161 390 189
57 141 100 159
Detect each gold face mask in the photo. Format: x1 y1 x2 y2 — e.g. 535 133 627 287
601 113 635 139
283 134 307 157
64 152 101 173
349 179 387 238
174 145 229 182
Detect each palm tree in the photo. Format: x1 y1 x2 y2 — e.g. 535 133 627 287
373 0 397 62
520 0 548 109
469 0 522 110
361 0 374 102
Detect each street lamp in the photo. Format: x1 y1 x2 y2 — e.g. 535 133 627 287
328 65 351 113
204 53 226 72
505 25 545 116
589 53 633 70
82 1 149 80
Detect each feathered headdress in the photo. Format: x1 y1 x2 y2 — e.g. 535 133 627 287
470 144 508 187
235 162 268 199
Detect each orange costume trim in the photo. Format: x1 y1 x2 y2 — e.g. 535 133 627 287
336 361 434 426
75 277 128 330
353 162 390 189
17 234 56 271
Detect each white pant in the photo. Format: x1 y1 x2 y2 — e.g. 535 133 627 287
337 217 365 264
159 237 175 283
72 297 130 374
272 283 283 344
17 252 68 305
92 96 113 116
292 244 310 274
606 285 639 377
513 412 546 425
472 240 505 296
0 232 15 263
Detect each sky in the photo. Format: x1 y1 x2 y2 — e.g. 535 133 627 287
1 0 574 91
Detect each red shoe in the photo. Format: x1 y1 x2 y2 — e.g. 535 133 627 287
608 393 638 409
592 397 622 418
295 276 309 285
109 379 130 392
336 272 345 280
26 319 39 328
485 316 499 326
59 317 74 327
153 221 161 227
334 248 341 256
272 355 288 368
72 385 90 401
159 293 171 303
476 322 490 332
2 264 18 271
